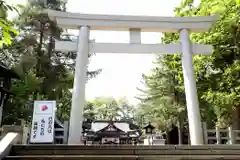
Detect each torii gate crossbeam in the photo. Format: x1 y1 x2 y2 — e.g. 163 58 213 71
47 10 218 145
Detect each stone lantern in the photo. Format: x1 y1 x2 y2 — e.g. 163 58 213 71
143 122 155 135
143 122 155 145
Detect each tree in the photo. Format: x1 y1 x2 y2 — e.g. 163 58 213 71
90 97 121 120
58 97 136 122
136 61 186 131
0 0 19 47
172 0 240 127
1 0 101 124
136 0 240 130
117 97 135 122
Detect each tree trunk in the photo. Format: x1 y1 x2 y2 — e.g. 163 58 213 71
178 118 184 145
33 23 44 101
36 23 44 77
232 106 240 129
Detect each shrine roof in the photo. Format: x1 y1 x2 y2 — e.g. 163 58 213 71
143 123 155 129
92 121 130 133
95 120 139 127
83 120 139 130
82 120 139 133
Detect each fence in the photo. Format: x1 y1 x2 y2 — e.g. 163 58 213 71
0 120 69 144
202 122 240 144
26 121 240 145
3 121 240 145
26 120 69 144
54 121 69 144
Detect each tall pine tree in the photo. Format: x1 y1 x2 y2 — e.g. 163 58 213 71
1 0 101 124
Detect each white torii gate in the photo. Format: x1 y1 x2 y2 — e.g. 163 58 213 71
47 10 217 145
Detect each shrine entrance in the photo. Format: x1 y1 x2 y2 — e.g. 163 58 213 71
47 10 217 145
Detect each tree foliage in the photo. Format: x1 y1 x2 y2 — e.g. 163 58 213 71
1 0 101 125
0 0 19 47
4 0 240 131
56 94 136 123
136 0 240 130
88 97 135 122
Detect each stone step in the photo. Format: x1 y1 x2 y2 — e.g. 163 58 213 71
7 145 240 160
12 144 240 150
11 148 240 156
10 145 240 156
10 145 135 155
4 155 240 160
11 144 176 150
4 155 137 160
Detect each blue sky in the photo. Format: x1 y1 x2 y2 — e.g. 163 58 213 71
9 0 183 104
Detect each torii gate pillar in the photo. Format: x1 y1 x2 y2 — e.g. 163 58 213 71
47 10 217 145
68 26 89 144
180 29 203 145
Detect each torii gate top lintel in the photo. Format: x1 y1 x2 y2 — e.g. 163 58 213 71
47 9 218 32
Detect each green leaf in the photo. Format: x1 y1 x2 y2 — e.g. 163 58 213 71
236 0 240 5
